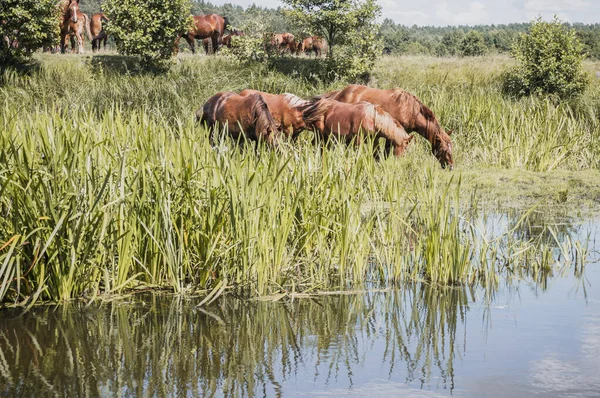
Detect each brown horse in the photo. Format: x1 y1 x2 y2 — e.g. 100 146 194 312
60 0 92 54
324 85 454 169
90 13 109 52
270 33 295 54
301 36 327 57
302 98 414 158
197 92 280 148
239 89 310 140
203 31 242 54
176 14 229 54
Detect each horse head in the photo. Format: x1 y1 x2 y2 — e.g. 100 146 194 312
67 0 80 23
432 130 454 170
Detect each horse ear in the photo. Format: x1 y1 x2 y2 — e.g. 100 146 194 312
408 134 415 143
447 129 453 136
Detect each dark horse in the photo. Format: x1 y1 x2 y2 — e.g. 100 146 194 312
324 85 454 169
59 0 92 54
90 13 109 52
197 92 281 148
302 98 414 158
175 14 229 54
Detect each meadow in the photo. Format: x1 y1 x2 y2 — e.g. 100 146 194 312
0 54 599 306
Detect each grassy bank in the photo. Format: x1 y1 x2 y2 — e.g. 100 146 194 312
0 54 598 306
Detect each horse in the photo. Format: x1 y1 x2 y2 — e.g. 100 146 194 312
301 36 327 57
270 33 295 54
175 14 229 55
302 98 414 158
59 0 92 54
197 92 281 148
323 85 454 169
239 89 310 140
90 13 109 52
203 30 242 54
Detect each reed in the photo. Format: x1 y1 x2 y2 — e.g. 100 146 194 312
0 54 596 305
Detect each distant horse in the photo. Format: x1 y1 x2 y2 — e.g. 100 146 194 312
239 89 310 140
197 92 281 148
203 30 243 54
176 14 229 54
270 33 295 54
288 39 302 55
60 0 92 54
302 98 414 158
324 85 454 168
90 13 109 52
301 36 327 57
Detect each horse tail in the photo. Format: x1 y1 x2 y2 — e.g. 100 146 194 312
250 93 278 138
301 98 333 127
84 13 93 42
100 14 109 23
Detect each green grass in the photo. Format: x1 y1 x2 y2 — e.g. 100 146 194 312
0 54 597 306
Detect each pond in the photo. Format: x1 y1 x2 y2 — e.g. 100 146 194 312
1 214 599 397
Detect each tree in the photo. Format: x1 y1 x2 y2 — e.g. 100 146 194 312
0 0 59 62
503 17 588 98
460 30 487 56
103 0 191 69
282 0 381 55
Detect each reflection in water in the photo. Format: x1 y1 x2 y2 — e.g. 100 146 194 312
0 285 469 397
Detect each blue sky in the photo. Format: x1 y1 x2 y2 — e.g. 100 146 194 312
208 0 599 26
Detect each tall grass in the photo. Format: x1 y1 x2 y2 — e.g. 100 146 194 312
0 54 596 305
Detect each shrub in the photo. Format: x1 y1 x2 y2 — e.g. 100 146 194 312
0 0 59 63
103 0 191 69
503 17 588 98
460 30 487 57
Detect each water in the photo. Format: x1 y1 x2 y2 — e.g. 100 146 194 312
1 216 599 397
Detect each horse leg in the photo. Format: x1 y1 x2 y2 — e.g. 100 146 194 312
70 35 76 53
92 38 97 52
184 35 195 54
60 33 67 54
211 34 219 54
103 35 108 51
77 31 84 54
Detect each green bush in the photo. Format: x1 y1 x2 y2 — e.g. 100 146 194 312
103 0 191 69
0 0 59 63
460 30 487 57
503 17 588 98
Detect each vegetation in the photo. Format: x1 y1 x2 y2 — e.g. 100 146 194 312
0 0 59 63
503 17 588 99
0 54 597 307
103 0 191 68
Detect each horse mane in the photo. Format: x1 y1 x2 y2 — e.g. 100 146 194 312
282 93 310 109
249 93 277 134
302 98 334 126
370 104 407 139
390 89 439 123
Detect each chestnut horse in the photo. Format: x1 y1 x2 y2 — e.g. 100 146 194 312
301 36 326 57
324 85 454 169
197 92 280 148
60 0 92 54
176 14 229 54
239 89 310 140
203 31 242 55
270 33 295 54
302 98 414 158
90 13 109 52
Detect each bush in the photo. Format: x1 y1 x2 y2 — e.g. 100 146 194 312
103 0 191 69
460 30 487 57
503 17 588 98
0 0 59 63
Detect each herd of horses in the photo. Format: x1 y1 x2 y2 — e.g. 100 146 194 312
198 85 454 169
45 1 326 57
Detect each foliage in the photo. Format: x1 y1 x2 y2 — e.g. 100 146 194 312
0 0 59 62
460 30 487 57
503 17 588 98
103 0 191 69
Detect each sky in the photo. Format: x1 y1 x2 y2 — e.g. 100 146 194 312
208 0 600 26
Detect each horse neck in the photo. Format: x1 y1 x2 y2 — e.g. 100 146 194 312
412 113 442 144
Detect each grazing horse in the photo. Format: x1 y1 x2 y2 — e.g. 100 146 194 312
324 85 454 169
301 36 327 57
239 89 310 140
197 92 280 148
270 33 295 54
90 13 109 52
203 30 242 54
176 14 229 54
60 0 92 54
302 98 414 158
